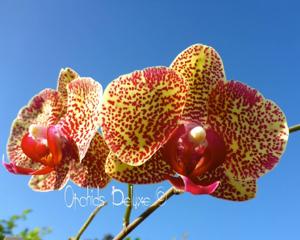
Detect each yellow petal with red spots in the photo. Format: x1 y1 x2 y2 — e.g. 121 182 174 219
28 156 71 192
101 67 188 166
70 132 110 188
58 78 102 161
171 44 226 125
7 89 63 169
213 175 256 201
57 67 79 110
105 149 175 184
207 81 289 180
197 166 256 201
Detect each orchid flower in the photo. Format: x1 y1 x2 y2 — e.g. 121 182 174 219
4 68 110 191
100 44 289 201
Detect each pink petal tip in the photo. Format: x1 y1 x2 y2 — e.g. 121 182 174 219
168 175 220 195
183 176 220 195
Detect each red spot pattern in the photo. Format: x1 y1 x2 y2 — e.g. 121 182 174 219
70 132 110 188
29 155 72 191
105 149 175 184
56 68 79 114
58 78 102 161
171 44 226 124
101 67 188 166
196 166 257 201
207 81 289 180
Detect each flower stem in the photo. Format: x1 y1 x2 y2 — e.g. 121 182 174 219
113 187 182 240
69 202 107 240
289 124 300 133
123 184 133 228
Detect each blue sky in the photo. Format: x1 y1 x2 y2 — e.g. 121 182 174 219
0 0 299 239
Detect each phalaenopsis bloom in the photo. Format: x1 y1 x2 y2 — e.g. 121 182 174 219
4 68 110 191
100 44 289 201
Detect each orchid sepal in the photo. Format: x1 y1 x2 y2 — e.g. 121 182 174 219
3 160 53 175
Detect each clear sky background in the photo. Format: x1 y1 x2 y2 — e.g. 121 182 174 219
0 1 299 239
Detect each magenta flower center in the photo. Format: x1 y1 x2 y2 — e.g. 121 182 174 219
163 121 226 179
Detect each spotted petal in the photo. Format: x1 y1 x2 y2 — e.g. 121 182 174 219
105 149 175 184
101 67 188 166
171 44 226 124
213 175 256 201
28 156 71 192
7 89 63 169
207 81 289 180
57 67 79 109
70 132 110 188
196 166 256 201
58 78 102 161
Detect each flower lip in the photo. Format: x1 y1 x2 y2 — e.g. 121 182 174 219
21 132 50 164
163 120 226 179
21 125 65 168
168 174 220 195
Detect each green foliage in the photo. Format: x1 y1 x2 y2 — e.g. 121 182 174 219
0 209 51 240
